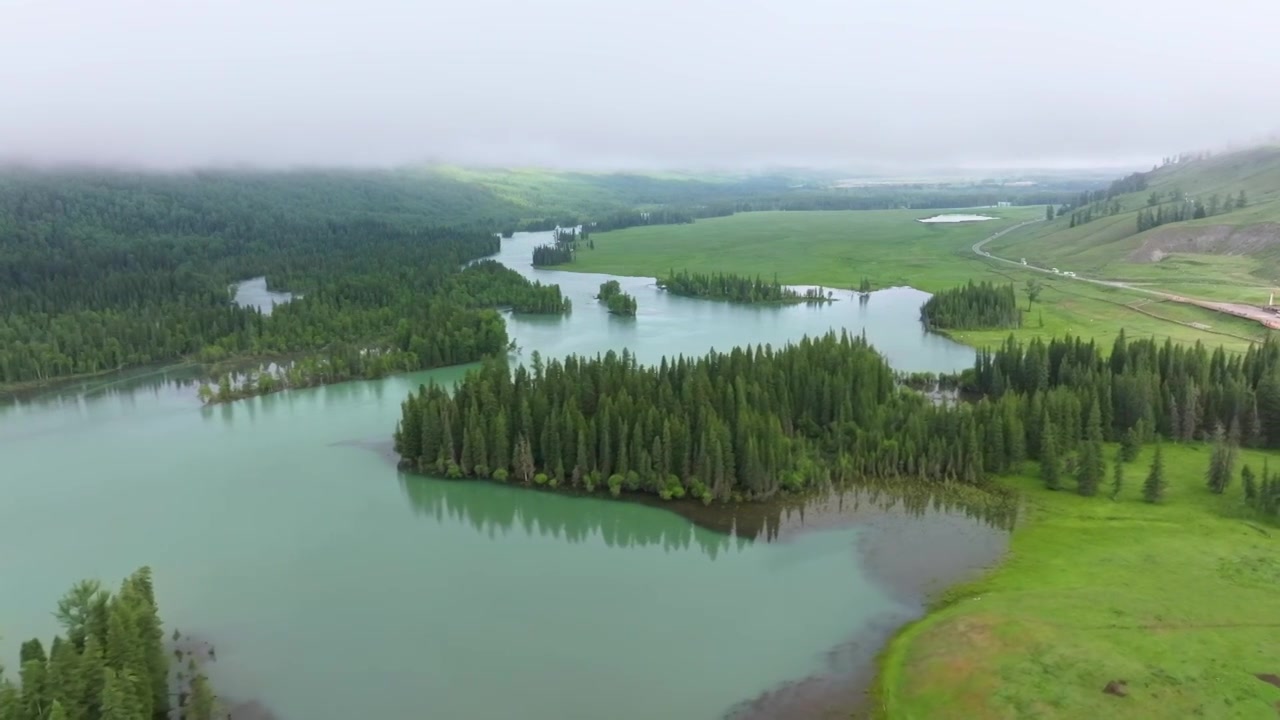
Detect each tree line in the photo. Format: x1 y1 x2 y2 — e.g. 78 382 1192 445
967 331 1280 449
1136 190 1247 232
530 227 592 267
658 269 827 304
0 568 220 720
597 281 637 316
920 281 1021 330
393 328 1280 526
394 332 1002 503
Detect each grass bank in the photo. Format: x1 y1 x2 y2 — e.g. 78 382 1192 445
875 442 1280 719
566 209 1270 352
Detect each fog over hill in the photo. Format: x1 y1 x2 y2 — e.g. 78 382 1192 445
3 0 1278 171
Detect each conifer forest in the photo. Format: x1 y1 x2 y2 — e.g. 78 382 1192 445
0 568 220 720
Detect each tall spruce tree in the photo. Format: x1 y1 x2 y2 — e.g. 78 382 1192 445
1242 463 1257 502
1076 403 1105 496
1041 415 1061 490
1110 449 1125 500
1143 443 1167 503
1206 423 1236 494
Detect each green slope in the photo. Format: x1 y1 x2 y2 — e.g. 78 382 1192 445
987 146 1280 303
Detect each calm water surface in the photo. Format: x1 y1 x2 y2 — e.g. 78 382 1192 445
231 276 294 315
0 231 1001 719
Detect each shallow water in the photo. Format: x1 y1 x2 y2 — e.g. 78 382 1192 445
231 276 294 315
0 231 1003 719
916 213 997 223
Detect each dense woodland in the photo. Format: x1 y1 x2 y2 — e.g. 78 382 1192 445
0 174 578 389
394 332 994 502
658 270 830 304
530 227 589 267
0 568 220 720
967 332 1280 515
197 260 570 403
920 281 1021 330
596 281 637 316
394 329 1280 523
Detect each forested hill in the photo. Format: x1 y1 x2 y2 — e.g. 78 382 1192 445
0 168 526 231
0 173 578 388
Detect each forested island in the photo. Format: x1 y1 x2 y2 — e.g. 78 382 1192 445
395 328 1280 523
0 568 221 720
657 269 832 304
920 281 1022 330
596 281 637 316
531 227 590 267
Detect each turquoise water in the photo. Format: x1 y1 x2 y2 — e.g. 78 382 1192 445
0 232 999 718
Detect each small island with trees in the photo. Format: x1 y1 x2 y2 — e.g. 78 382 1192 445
531 227 590 267
657 269 833 304
597 280 638 316
920 280 1021 330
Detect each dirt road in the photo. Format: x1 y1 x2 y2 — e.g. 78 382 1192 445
972 221 1280 331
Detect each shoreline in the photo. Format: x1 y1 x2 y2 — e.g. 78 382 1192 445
378 445 1015 719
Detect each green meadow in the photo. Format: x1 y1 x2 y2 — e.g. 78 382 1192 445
876 442 1280 719
567 209 1272 352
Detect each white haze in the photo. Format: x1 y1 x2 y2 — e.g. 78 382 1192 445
2 0 1278 171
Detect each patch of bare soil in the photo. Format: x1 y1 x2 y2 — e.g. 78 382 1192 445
1127 223 1280 263
1103 679 1129 697
1257 672 1280 689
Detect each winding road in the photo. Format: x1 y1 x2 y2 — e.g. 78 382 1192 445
971 220 1280 331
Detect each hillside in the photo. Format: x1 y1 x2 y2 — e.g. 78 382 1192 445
986 146 1280 303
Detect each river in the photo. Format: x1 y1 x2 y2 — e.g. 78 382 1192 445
0 231 1004 719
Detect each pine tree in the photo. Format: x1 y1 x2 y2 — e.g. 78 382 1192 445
1206 423 1235 494
79 634 106 718
1143 444 1166 503
46 637 83 719
1041 415 1061 490
512 434 535 483
489 410 510 476
1242 463 1257 502
125 567 169 719
189 673 217 720
1076 403 1104 496
1110 449 1124 500
99 669 138 720
19 658 49 720
0 681 19 720
574 428 589 487
1120 425 1142 462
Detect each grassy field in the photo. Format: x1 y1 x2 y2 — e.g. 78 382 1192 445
876 442 1280 719
567 208 1273 352
984 146 1280 300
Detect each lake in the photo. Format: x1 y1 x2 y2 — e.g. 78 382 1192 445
0 231 1003 719
916 214 997 223
231 276 295 315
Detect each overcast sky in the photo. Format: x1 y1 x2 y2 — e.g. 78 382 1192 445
2 0 1277 171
